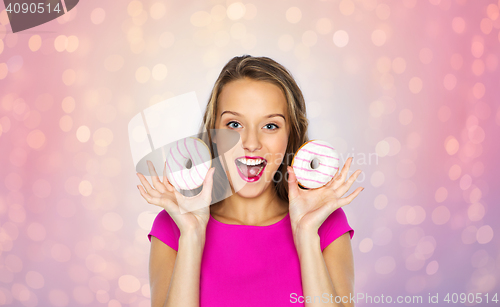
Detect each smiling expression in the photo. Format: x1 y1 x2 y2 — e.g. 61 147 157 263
214 77 290 198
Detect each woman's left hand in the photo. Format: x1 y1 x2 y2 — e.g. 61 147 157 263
287 157 364 238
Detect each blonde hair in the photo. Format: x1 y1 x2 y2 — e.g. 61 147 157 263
200 55 309 203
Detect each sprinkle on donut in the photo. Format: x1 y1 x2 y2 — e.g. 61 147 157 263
165 137 212 190
291 140 339 189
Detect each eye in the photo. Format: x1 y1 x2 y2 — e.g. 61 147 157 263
227 121 242 129
264 123 279 130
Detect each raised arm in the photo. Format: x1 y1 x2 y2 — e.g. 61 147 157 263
137 160 215 307
287 157 363 306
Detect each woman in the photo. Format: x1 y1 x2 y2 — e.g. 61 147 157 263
137 55 364 306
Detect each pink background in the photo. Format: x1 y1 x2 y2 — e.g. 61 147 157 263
0 0 499 306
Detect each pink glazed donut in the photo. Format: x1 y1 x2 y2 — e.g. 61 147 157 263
165 137 212 191
291 140 339 189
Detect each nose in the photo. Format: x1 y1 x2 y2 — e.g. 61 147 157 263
241 127 261 153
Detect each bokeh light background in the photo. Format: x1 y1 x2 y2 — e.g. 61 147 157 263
1 0 499 306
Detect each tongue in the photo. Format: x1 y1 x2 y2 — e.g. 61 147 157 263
240 165 262 177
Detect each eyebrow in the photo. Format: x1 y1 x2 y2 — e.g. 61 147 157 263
220 110 286 120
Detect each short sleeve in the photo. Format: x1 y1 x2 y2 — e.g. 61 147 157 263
318 207 354 252
148 209 181 251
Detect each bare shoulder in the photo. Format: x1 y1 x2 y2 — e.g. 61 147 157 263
149 236 177 306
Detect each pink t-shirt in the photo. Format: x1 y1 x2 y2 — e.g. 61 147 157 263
148 208 354 306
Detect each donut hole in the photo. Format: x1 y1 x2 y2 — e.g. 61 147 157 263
310 158 320 170
185 158 193 169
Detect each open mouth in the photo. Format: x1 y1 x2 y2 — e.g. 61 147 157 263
234 156 267 182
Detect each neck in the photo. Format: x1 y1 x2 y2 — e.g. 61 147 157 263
211 184 288 225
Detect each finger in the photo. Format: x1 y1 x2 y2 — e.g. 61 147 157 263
334 167 340 179
137 172 161 197
147 160 167 193
162 161 174 192
325 167 339 188
138 185 178 212
330 158 351 190
335 169 362 197
338 157 353 183
329 167 346 190
337 186 364 208
137 184 156 205
287 166 300 200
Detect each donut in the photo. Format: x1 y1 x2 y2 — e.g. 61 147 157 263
291 140 339 189
165 137 212 190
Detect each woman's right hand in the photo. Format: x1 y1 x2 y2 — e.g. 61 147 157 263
137 160 215 236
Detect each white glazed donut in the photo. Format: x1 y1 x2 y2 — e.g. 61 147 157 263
165 137 212 190
291 140 339 189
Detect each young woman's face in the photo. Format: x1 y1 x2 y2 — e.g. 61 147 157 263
215 77 290 198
